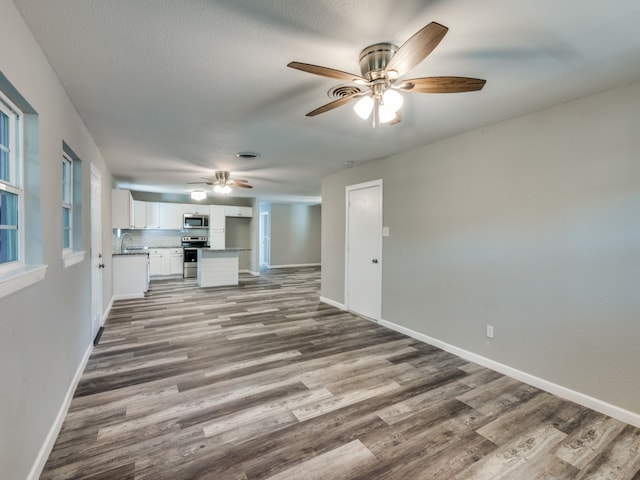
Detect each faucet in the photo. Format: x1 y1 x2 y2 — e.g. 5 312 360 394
120 232 133 254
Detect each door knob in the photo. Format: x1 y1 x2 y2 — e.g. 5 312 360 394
372 258 378 263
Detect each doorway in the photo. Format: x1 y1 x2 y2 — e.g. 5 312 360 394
345 180 382 320
90 164 103 339
259 210 271 268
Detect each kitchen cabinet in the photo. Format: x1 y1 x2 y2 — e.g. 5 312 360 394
209 230 225 249
133 201 147 229
148 249 165 276
184 204 209 215
158 203 188 229
133 200 162 229
149 248 183 276
169 248 184 275
210 205 225 229
225 206 253 217
112 189 134 229
146 202 161 229
209 205 226 249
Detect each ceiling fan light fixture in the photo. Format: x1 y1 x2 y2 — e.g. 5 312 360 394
190 190 207 201
353 95 374 120
378 103 398 123
386 70 399 81
382 89 403 112
214 184 232 194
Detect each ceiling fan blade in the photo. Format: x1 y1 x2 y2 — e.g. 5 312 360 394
288 61 365 83
306 93 365 117
187 181 213 185
385 22 448 77
400 76 486 93
232 183 253 189
230 179 249 183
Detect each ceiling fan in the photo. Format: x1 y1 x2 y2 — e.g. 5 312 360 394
287 22 486 127
188 171 253 194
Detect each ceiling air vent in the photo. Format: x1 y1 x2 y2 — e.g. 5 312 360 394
236 152 261 159
327 84 366 99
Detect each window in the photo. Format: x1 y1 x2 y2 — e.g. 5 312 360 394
62 154 72 252
62 141 85 268
0 94 21 267
61 143 84 268
0 71 46 298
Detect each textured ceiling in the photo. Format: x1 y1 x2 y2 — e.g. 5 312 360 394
12 0 640 203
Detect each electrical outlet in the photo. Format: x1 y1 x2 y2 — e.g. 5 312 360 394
486 325 494 339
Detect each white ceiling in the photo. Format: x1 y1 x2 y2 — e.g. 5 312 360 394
13 0 640 203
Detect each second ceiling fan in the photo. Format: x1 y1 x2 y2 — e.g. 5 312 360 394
189 171 253 194
288 22 486 127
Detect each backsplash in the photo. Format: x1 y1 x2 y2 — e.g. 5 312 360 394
112 228 209 253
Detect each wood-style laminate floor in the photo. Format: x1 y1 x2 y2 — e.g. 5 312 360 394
42 267 640 479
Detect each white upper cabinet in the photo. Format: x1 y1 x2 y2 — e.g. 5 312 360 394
158 203 187 229
112 189 134 229
146 202 161 229
133 200 147 229
133 201 161 229
122 200 251 230
192 204 210 215
225 206 253 218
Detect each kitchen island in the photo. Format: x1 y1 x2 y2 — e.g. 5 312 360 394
113 252 149 299
197 248 250 287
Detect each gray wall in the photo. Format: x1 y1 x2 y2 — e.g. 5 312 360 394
322 80 640 415
0 3 113 478
270 204 321 267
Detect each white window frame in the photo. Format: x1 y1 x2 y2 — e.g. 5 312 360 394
0 91 24 274
61 144 85 269
62 154 73 254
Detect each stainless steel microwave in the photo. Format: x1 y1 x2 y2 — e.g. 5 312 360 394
183 214 209 229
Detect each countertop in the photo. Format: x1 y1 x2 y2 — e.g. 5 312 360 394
114 246 182 256
202 248 251 252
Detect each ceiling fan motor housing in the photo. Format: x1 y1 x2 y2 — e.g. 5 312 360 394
359 43 398 81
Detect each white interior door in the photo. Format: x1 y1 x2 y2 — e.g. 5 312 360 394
90 164 103 338
346 180 382 320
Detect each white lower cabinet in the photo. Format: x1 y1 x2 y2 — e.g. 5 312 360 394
149 248 183 276
149 249 165 276
169 249 184 275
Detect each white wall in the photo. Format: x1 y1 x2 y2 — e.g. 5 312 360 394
270 204 321 267
0 1 113 478
322 80 640 418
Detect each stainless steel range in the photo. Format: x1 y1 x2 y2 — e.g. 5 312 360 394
181 236 209 278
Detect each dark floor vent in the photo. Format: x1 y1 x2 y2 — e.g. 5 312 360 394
93 326 104 346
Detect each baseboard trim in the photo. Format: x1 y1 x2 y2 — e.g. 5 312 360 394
102 298 113 325
112 293 145 301
268 263 321 269
319 296 346 311
27 341 93 480
241 269 261 276
377 317 640 428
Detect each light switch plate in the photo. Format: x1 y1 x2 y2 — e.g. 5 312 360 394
382 226 389 237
